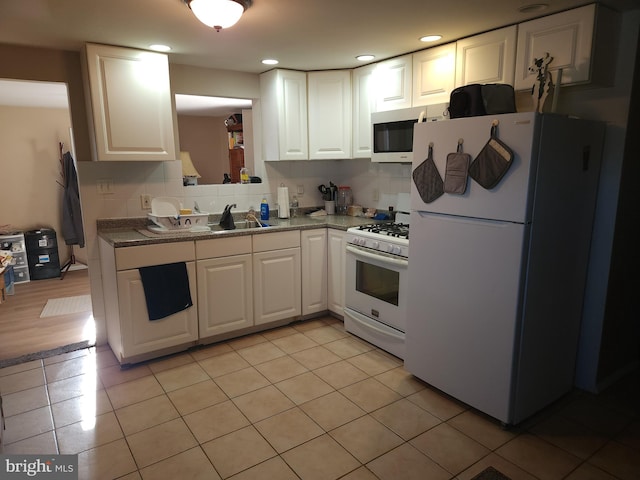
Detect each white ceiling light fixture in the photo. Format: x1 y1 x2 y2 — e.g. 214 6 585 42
356 54 375 62
420 35 442 43
149 44 171 52
262 59 279 65
183 0 252 32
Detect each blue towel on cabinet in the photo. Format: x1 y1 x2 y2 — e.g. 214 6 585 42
138 262 193 321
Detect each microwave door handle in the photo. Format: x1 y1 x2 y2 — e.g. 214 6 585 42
346 245 409 268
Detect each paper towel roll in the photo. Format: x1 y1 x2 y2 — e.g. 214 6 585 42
277 186 290 218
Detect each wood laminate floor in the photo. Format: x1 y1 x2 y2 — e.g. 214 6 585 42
0 268 93 361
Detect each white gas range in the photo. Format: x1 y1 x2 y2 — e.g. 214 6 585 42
343 194 410 359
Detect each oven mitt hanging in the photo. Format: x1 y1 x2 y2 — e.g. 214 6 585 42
412 143 444 203
443 140 470 195
469 121 514 189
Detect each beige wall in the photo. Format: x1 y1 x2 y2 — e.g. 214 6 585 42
177 114 229 185
0 105 87 265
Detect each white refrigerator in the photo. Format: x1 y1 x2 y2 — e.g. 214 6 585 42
406 112 604 425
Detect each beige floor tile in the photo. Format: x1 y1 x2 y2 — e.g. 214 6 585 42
232 385 295 423
98 363 153 388
227 456 298 480
261 325 299 341
565 463 619 480
44 348 90 365
127 417 198 468
588 440 640 480
448 410 517 450
51 389 113 428
254 355 308 383
276 371 334 404
0 359 42 377
291 345 342 370
331 415 403 463
140 446 220 480
235 342 286 365
198 351 251 378
340 378 402 413
496 433 583 480
410 423 490 475
456 452 537 480
374 367 426 396
95 348 119 370
281 434 360 480
271 332 318 353
558 395 631 437
372 398 441 440
47 372 102 404
324 336 374 358
0 431 58 454
77 438 137 480
119 472 142 480
214 366 270 398
106 375 165 409
147 351 195 373
339 466 379 480
184 400 250 443
303 325 349 344
115 394 179 435
616 419 640 451
227 333 268 350
406 386 467 420
201 425 277 478
292 318 329 332
56 410 123 454
190 342 234 361
0 366 45 394
301 391 366 431
255 407 324 453
366 443 450 480
167 379 228 416
44 355 96 383
314 360 369 389
347 350 402 376
2 405 54 444
2 385 49 416
154 362 209 392
530 414 609 459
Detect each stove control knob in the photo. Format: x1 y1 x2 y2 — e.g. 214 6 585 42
388 245 401 255
371 241 379 249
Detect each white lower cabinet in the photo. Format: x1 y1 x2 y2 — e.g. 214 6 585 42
327 229 347 316
99 239 198 364
253 231 301 325
301 229 328 316
196 236 253 339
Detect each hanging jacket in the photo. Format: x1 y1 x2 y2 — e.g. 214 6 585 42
61 151 85 248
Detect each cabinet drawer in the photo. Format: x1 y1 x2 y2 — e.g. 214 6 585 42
196 236 252 259
252 231 300 253
115 242 195 270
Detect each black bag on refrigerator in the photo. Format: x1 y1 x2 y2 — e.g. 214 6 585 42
448 84 516 119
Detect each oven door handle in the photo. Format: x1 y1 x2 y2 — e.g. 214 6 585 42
345 308 405 341
346 245 409 268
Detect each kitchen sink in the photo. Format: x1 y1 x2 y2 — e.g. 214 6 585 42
208 219 277 233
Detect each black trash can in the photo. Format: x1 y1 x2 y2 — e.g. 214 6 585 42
25 228 61 280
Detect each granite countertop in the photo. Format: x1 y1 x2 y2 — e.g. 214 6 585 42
98 214 386 247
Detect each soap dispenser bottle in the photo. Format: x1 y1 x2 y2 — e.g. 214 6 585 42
260 198 269 221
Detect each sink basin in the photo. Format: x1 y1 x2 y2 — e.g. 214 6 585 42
208 219 276 233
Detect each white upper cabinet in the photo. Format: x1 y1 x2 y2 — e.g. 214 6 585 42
352 64 376 158
456 26 517 87
83 43 176 161
514 4 617 91
260 69 309 161
372 54 413 111
413 43 456 106
308 71 352 160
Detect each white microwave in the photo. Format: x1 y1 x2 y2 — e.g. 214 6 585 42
371 104 448 163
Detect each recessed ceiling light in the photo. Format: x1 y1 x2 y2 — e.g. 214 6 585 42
420 35 442 43
518 3 548 13
149 44 171 52
356 54 375 62
262 59 279 65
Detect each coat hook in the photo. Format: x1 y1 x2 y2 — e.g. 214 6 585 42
492 119 499 127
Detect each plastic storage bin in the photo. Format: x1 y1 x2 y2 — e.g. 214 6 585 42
25 228 61 280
